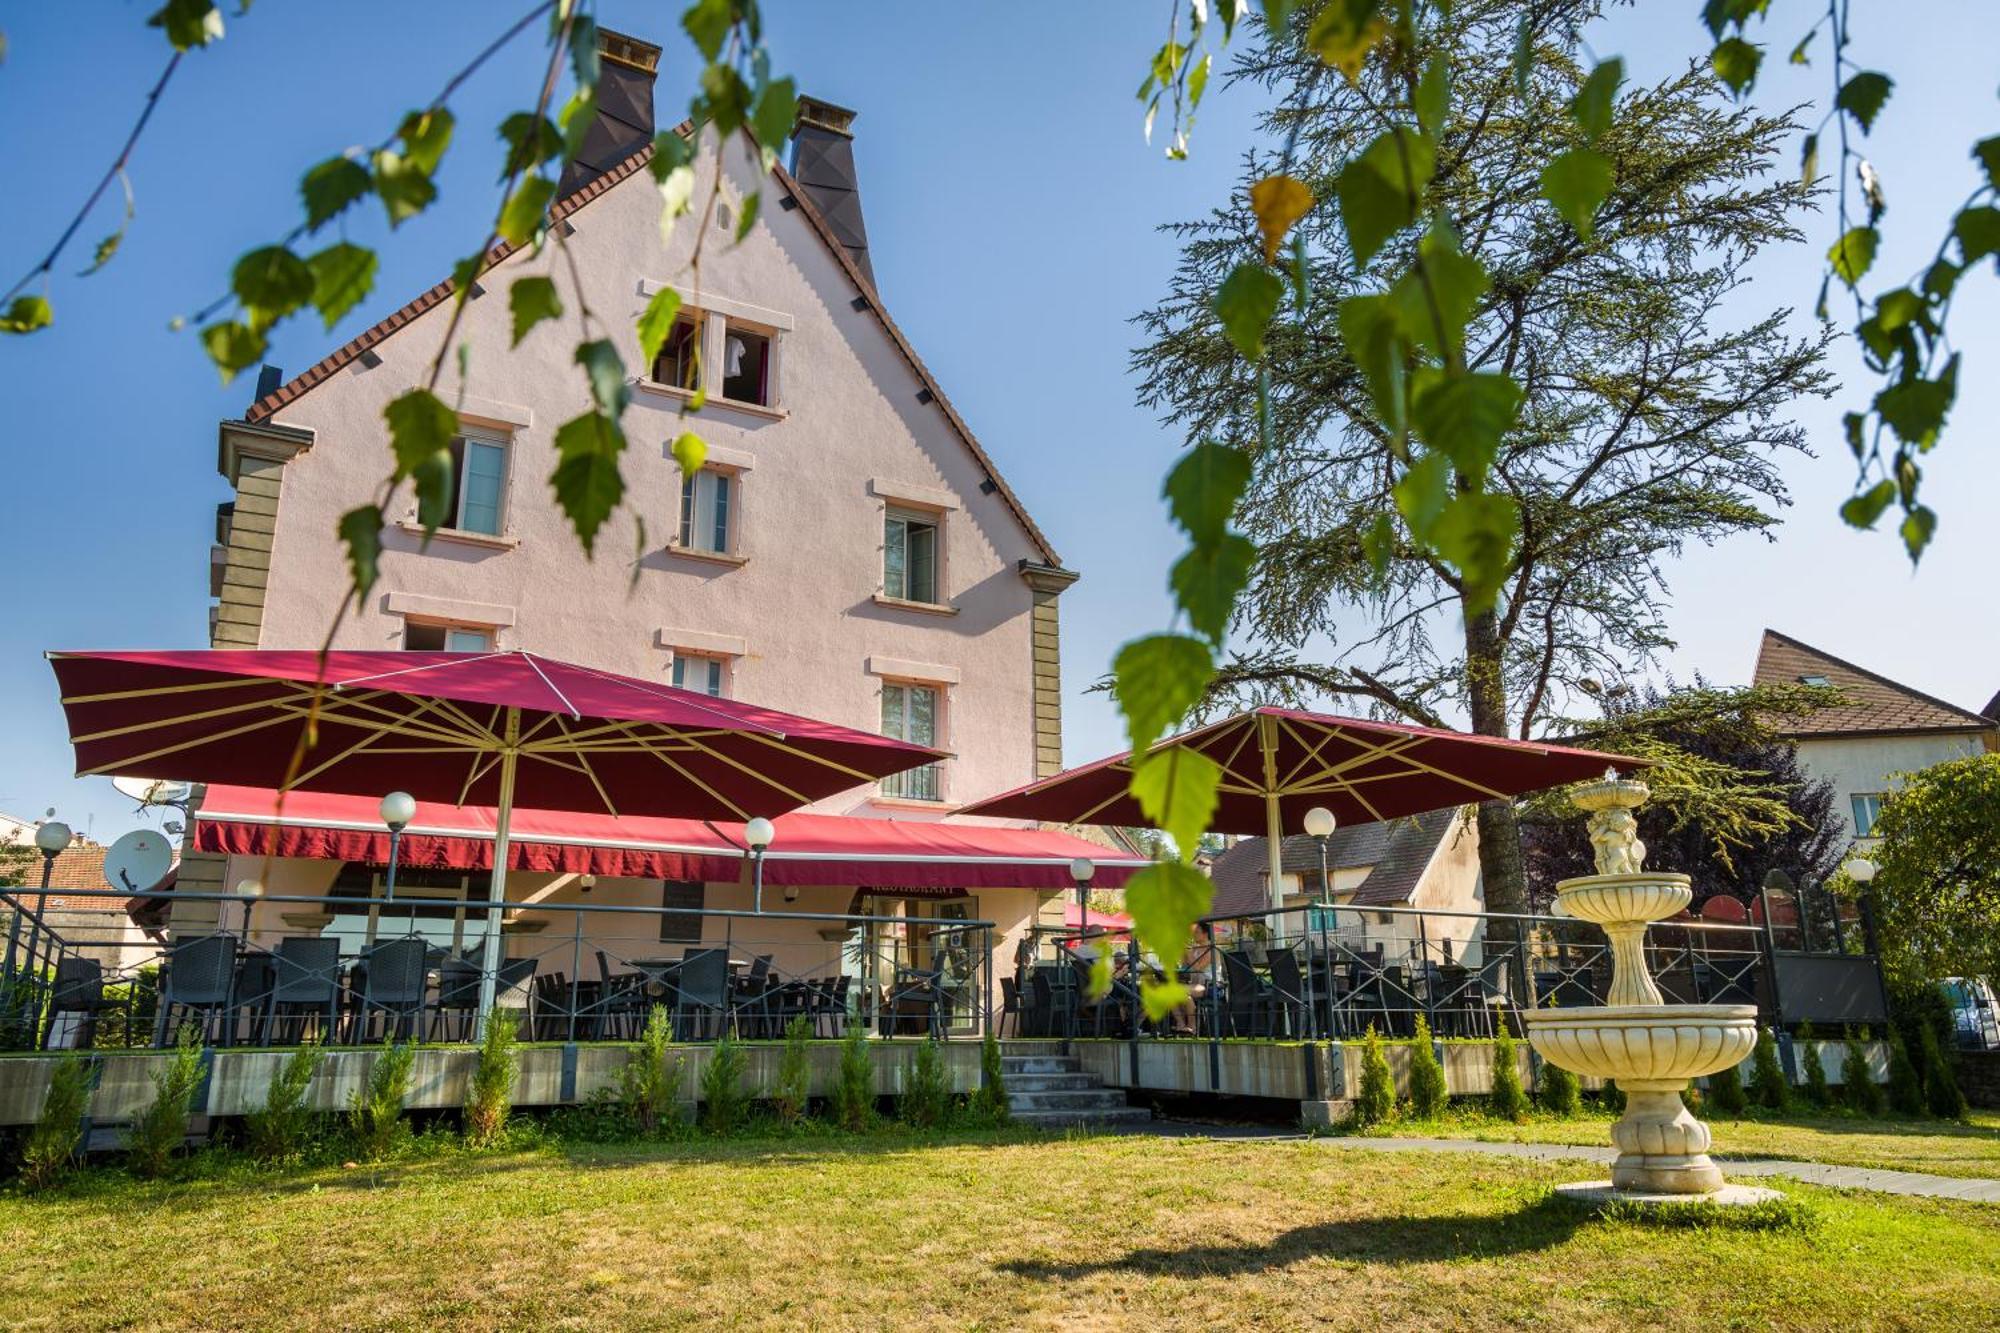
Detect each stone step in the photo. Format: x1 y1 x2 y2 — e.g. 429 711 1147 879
1001 1055 1079 1075
1006 1088 1133 1112
1003 1072 1099 1093
1009 1105 1154 1130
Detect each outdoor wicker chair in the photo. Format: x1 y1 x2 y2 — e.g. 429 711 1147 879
155 932 239 1046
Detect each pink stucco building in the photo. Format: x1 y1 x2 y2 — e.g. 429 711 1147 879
175 31 1115 1032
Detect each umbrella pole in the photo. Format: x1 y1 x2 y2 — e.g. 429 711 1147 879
1262 714 1285 914
473 707 521 1040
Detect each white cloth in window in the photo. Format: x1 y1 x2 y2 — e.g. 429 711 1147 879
725 335 746 377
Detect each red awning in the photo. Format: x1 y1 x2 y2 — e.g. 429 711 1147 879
190 785 1147 892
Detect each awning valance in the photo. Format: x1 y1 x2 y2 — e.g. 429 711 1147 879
190 785 1146 892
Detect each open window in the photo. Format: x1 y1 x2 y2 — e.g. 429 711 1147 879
433 429 509 536
404 621 494 652
651 314 702 392
884 507 941 604
672 652 728 698
721 322 772 406
678 468 734 555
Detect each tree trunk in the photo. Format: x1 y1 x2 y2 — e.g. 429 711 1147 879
1463 608 1530 925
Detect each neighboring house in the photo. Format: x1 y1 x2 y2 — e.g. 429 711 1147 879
1752 629 1999 843
0 830 156 972
1207 808 1486 963
175 29 1102 1002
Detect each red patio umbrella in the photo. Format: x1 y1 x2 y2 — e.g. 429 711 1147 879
956 706 1640 911
49 648 942 1020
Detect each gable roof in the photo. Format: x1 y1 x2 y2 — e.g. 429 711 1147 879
1208 813 1452 918
1752 629 1995 739
240 136 1061 566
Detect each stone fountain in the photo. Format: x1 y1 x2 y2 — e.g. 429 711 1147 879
1521 770 1778 1206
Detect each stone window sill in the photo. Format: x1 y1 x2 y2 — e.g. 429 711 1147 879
872 594 958 617
663 544 749 568
396 521 518 551
869 794 953 812
635 379 789 422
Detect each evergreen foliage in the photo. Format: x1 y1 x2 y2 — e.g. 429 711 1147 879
1537 1054 1582 1117
1407 1016 1448 1119
126 1023 204 1178
1353 1025 1395 1127
771 1015 814 1126
245 1041 324 1165
1917 1023 1968 1122
20 1052 91 1191
969 1028 1009 1125
1842 1029 1883 1115
1707 1055 1748 1116
1884 1030 1925 1116
619 1005 686 1136
1748 1028 1790 1112
1489 1027 1528 1122
347 1039 415 1160
1797 1022 1831 1109
699 1030 750 1135
900 1039 952 1129
832 1022 875 1132
464 1006 519 1147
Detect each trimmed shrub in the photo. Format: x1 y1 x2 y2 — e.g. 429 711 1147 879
1918 1023 1968 1121
1537 1055 1582 1117
772 1015 814 1126
1407 1016 1448 1120
347 1039 415 1160
1706 1055 1747 1116
1353 1025 1395 1127
969 1028 1009 1125
1885 1029 1925 1116
1489 1027 1528 1122
1797 1022 1831 1109
619 1005 686 1135
1841 1029 1883 1115
832 1022 875 1132
900 1039 952 1129
1602 1080 1626 1116
1748 1028 1790 1112
21 1052 92 1191
699 1030 749 1135
246 1041 324 1166
464 1007 519 1148
127 1023 205 1178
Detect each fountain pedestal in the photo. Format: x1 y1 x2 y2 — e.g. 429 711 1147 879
1520 773 1777 1205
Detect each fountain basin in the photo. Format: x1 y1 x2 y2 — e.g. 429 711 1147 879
1521 1003 1755 1087
1551 873 1692 927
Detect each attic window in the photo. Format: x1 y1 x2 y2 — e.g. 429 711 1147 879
1798 674 1830 687
722 323 771 406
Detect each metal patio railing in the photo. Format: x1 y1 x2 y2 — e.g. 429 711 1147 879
0 886 995 1052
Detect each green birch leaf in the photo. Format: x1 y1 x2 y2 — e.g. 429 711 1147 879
302 156 371 231
733 189 762 243
338 504 385 599
148 0 223 50
1954 206 2000 266
650 127 693 185
412 448 454 532
1188 53 1212 111
1874 354 1958 448
200 321 267 381
673 432 707 477
1171 534 1256 646
1113 633 1214 755
499 174 557 246
372 149 437 226
1305 0 1387 82
1922 259 1961 301
305 242 376 330
1122 860 1215 1000
1337 294 1409 432
383 388 458 477
1415 55 1450 138
499 112 564 178
1570 58 1623 141
551 411 629 553
636 286 683 366
1393 451 1452 541
231 246 315 327
1432 490 1520 611
567 14 600 89
1799 132 1819 186
1337 128 1435 267
1828 227 1879 286
749 76 798 154
1140 978 1193 1022
1163 441 1253 546
683 0 731 61
1213 263 1284 360
1409 370 1521 479
1976 136 2000 191
1835 72 1893 133
1361 511 1397 574
1710 38 1761 97
1128 749 1223 871
510 275 563 348
1789 29 1814 65
1839 479 1897 529
1389 239 1490 361
397 108 455 175
1900 505 1937 561
1540 148 1614 238
575 339 629 415
0 295 54 333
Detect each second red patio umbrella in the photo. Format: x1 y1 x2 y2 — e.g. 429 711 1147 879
49 648 943 1021
956 706 1640 911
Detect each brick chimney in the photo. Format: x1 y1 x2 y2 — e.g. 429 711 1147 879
790 96 873 286
557 28 661 198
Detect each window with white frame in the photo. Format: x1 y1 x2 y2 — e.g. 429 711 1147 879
672 652 727 697
884 507 940 604
721 321 772 405
403 621 494 652
678 468 734 555
880 680 942 801
1851 792 1885 837
436 429 509 536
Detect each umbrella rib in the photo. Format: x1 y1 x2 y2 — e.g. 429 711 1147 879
311 688 491 748
332 651 510 691
519 652 582 719
590 718 794 804
286 718 424 790
78 709 308 776
1274 717 1349 789
731 731 875 791
1214 719 1262 786
68 693 319 746
637 737 751 821
545 712 620 816
557 658 789 737
61 676 279 705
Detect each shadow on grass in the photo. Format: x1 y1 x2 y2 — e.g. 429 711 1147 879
999 1192 1585 1278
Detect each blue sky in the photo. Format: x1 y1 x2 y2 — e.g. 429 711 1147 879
2 2 1995 845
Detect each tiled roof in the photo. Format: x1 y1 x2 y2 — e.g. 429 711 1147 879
8 844 154 913
240 131 1061 566
1208 817 1441 918
1752 629 1996 738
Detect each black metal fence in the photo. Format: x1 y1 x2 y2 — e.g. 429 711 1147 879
0 886 994 1052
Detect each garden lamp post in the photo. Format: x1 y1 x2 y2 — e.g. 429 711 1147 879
746 817 775 912
1303 806 1336 906
1070 856 1095 947
1845 856 1882 958
4 816 71 994
380 790 415 937
233 877 264 938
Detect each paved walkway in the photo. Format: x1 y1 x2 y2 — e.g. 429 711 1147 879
1142 1123 2000 1203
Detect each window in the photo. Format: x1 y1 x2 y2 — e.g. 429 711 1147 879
880 681 942 800
678 468 733 554
1851 792 1885 837
884 507 940 604
721 323 771 405
672 652 726 697
651 314 701 391
404 621 494 652
659 880 704 944
437 431 508 535
1798 674 1831 687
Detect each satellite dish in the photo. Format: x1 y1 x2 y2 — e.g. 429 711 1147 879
104 829 174 894
111 776 193 808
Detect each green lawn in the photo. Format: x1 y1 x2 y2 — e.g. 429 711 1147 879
2 1131 1996 1330
1360 1106 2000 1180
